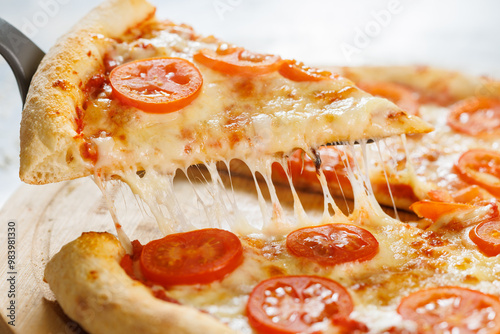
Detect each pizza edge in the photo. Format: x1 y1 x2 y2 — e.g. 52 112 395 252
335 65 500 102
44 231 236 334
19 0 156 185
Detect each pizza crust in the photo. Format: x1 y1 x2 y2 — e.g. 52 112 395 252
20 0 156 185
44 232 237 334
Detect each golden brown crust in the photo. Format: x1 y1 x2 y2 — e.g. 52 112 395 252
44 232 236 334
20 0 156 184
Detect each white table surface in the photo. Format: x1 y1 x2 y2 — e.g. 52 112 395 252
1 0 499 207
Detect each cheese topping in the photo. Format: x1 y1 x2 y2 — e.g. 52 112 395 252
80 19 498 334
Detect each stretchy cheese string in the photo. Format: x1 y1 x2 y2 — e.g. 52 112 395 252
277 155 309 227
94 173 133 254
332 153 351 216
375 140 400 221
98 138 410 246
342 141 396 226
122 170 194 234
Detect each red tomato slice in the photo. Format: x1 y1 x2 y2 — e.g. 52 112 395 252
286 224 379 266
456 149 500 197
427 189 454 202
109 57 203 113
139 228 243 286
452 185 495 203
448 97 500 135
278 60 336 82
193 45 282 76
470 218 500 257
398 286 500 334
410 200 474 222
246 275 354 334
120 240 144 280
357 81 420 116
282 147 353 189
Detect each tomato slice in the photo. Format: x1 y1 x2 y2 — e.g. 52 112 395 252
456 149 500 197
470 218 500 257
448 97 500 135
246 275 354 334
397 286 500 333
278 60 336 82
139 228 243 286
410 200 474 222
428 186 494 205
109 57 203 113
193 45 282 76
427 189 454 202
452 185 495 203
280 147 353 189
357 81 420 116
286 224 379 266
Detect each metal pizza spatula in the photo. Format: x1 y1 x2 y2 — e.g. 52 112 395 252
0 18 45 105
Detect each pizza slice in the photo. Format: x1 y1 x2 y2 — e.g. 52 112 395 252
256 67 500 211
19 0 432 188
17 0 500 332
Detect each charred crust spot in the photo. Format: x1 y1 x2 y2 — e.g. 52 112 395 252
315 86 356 104
410 240 424 249
65 150 74 164
266 265 286 277
87 270 98 281
52 79 69 90
87 51 92 57
387 110 406 119
463 274 479 284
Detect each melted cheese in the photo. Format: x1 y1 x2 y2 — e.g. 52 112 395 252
134 167 500 334
84 20 430 194
83 20 498 334
96 137 500 333
368 104 500 201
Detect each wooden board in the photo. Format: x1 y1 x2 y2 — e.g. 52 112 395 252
0 171 414 333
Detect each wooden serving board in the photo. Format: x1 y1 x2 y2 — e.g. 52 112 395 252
0 171 413 333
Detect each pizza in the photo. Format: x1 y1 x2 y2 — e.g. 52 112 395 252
17 0 500 333
231 66 500 211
